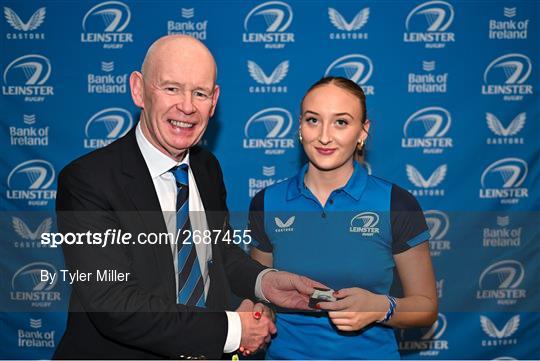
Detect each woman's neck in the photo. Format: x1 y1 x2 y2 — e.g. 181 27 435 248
304 161 355 206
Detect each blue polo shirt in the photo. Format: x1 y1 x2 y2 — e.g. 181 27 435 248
249 162 430 359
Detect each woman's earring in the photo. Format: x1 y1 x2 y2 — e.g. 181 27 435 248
298 131 303 142
357 139 365 150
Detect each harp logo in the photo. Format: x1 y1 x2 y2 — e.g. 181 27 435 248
349 212 380 236
480 315 519 347
242 1 295 49
477 260 526 305
84 108 133 149
243 108 295 155
4 6 46 40
403 1 455 48
6 159 56 206
325 54 375 95
247 60 289 93
10 262 61 308
401 106 453 154
424 210 451 257
486 112 525 145
2 54 54 102
479 158 528 204
81 1 133 49
406 164 446 197
481 53 533 101
399 313 449 355
328 7 369 40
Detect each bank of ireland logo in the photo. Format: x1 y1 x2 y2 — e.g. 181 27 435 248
424 210 450 256
275 216 295 232
4 6 45 31
404 1 455 48
247 60 289 93
81 1 133 49
328 7 369 40
406 164 446 197
2 54 54 102
399 313 449 355
477 260 526 305
402 107 453 154
84 108 133 149
479 158 528 204
482 54 533 101
243 107 295 155
242 1 294 49
325 54 375 95
349 212 380 236
480 315 519 347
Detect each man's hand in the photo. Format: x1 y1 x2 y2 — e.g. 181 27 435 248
236 300 276 355
261 271 326 309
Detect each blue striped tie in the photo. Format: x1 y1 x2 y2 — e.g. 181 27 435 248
171 164 205 307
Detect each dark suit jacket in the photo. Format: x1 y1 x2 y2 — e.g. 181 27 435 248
54 128 266 359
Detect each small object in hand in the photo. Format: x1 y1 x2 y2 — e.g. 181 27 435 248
253 311 262 320
309 287 336 308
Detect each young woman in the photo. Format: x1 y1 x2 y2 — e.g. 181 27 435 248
249 77 438 359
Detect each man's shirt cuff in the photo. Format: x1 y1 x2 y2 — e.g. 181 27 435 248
255 268 277 302
223 311 241 353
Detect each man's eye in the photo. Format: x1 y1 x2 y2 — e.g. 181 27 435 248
165 87 178 93
194 91 209 99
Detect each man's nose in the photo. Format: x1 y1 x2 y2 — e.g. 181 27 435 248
176 91 195 114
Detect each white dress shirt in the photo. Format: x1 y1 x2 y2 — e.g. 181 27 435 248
135 123 245 352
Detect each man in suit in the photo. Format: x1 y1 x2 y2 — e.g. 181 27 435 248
54 35 319 359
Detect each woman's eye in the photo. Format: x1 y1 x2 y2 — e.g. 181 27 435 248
305 117 318 124
336 119 348 126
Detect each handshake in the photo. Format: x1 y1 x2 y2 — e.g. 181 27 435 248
234 270 326 355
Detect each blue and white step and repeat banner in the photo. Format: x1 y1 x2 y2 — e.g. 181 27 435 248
1 0 539 359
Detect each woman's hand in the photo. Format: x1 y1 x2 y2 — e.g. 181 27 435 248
316 287 389 331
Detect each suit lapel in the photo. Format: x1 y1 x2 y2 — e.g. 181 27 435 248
120 129 176 299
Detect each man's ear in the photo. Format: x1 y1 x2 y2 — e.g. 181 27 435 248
209 85 220 117
130 71 144 108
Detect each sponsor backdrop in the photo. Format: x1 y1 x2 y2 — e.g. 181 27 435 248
1 0 538 359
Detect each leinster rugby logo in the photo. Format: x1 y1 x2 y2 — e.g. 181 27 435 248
481 53 533 101
399 313 449 356
325 54 374 95
403 1 455 48
349 212 380 236
477 260 526 305
424 210 451 257
81 1 133 49
479 158 528 204
242 1 295 49
6 159 57 206
243 107 294 155
84 107 133 149
2 54 54 102
401 106 453 154
10 261 62 308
